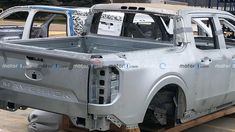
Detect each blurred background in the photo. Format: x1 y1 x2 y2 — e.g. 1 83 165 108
0 0 232 9
0 0 110 9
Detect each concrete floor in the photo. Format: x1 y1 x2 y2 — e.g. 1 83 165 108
0 109 33 132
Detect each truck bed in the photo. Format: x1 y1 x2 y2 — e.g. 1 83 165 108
0 26 24 40
0 35 173 128
11 35 173 53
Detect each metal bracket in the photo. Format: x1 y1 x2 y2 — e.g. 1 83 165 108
107 115 123 128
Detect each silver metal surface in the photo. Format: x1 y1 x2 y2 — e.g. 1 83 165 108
0 3 234 131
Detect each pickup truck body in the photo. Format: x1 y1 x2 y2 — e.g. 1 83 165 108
0 5 89 40
0 3 235 131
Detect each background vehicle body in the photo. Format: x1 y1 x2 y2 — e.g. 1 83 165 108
0 5 89 40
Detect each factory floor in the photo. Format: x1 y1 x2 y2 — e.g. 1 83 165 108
0 108 235 132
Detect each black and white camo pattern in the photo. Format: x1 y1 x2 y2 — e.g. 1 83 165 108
72 11 85 36
101 14 123 21
72 11 124 35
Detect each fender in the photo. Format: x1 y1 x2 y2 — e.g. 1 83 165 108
140 74 191 121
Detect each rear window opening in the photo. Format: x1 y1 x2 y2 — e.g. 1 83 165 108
90 11 173 43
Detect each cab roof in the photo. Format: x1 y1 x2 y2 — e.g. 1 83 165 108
92 3 230 16
28 5 89 12
0 5 89 14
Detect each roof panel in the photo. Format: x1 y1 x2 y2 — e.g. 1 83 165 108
92 3 190 14
92 3 228 16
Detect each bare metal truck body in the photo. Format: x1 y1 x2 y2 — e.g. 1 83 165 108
0 3 235 131
0 6 89 40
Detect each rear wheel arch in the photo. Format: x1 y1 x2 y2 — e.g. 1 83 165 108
141 75 188 127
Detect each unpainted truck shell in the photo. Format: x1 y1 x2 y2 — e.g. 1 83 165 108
0 3 234 131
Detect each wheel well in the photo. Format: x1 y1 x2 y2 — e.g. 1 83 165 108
157 84 186 119
143 84 186 126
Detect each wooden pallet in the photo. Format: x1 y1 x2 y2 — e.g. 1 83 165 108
165 106 235 132
62 106 235 132
61 116 88 132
